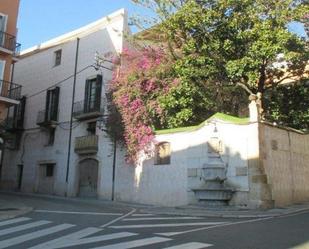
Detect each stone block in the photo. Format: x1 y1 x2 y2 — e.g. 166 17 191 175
187 168 198 177
236 166 248 176
251 174 268 184
271 139 278 151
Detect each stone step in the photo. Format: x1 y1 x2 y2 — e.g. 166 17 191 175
208 153 221 158
202 164 225 168
198 200 229 207
193 188 234 201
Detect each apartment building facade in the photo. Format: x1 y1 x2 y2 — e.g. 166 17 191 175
0 0 22 177
0 9 128 198
0 0 22 115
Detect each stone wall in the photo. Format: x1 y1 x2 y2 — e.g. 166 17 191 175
260 123 309 207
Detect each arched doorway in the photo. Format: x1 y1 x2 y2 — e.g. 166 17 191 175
78 158 98 197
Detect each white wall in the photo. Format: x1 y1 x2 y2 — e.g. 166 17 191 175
114 120 253 207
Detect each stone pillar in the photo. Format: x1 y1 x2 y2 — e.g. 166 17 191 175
247 94 273 209
248 94 262 122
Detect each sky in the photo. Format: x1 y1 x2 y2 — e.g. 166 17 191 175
17 0 151 50
17 0 307 51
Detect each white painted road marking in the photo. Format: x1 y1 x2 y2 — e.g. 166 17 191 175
109 222 227 229
0 220 51 236
29 228 137 249
156 217 272 237
91 236 172 249
101 208 136 228
162 242 213 249
35 210 123 216
123 217 202 221
0 217 31 227
0 223 75 249
0 217 220 249
131 213 155 217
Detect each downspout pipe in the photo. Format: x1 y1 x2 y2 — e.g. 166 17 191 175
66 38 80 185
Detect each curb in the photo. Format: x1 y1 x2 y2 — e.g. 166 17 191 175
1 191 309 219
0 191 156 210
138 206 309 219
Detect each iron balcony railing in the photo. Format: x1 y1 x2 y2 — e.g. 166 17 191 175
2 116 23 131
36 109 58 126
73 98 105 119
0 31 21 55
0 80 22 100
75 135 98 155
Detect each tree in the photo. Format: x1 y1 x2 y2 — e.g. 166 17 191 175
110 0 309 160
132 0 309 122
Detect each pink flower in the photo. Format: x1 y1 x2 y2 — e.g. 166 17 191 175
119 94 129 106
130 98 143 112
138 56 151 70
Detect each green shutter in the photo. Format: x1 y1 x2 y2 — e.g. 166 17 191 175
95 75 103 111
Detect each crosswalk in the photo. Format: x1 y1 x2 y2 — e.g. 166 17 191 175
0 214 217 248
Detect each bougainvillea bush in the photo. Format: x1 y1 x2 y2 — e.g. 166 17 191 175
110 45 179 162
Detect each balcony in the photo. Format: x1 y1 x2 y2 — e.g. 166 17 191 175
73 98 104 121
75 135 98 155
0 31 21 56
36 110 58 128
2 116 23 132
0 80 22 104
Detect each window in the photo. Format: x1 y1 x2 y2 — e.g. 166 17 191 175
84 75 102 113
47 128 56 146
0 60 5 80
0 14 7 47
0 14 7 33
54 49 62 66
45 164 54 177
87 122 96 135
154 142 171 165
12 96 26 129
45 87 60 122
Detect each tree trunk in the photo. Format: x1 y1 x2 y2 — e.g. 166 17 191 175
258 64 266 94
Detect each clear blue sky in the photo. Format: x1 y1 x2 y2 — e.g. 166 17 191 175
17 0 307 50
17 0 150 50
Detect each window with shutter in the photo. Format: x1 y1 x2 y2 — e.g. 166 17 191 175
54 50 62 66
45 87 60 122
15 96 26 129
0 14 7 47
84 75 102 113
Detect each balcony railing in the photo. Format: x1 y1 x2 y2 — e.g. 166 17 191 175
75 135 98 155
36 110 58 127
73 98 105 120
2 116 23 131
0 80 22 100
0 31 21 55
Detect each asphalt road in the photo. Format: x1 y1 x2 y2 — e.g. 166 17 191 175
0 195 308 249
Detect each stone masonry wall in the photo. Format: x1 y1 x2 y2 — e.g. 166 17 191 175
260 123 309 207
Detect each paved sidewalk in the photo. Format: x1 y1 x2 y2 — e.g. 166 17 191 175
139 204 309 218
1 191 309 219
0 194 33 220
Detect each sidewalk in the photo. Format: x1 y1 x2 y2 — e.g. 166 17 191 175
0 194 33 220
139 204 309 218
1 191 309 220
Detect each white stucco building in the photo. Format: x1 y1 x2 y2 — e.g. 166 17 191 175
0 9 130 199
